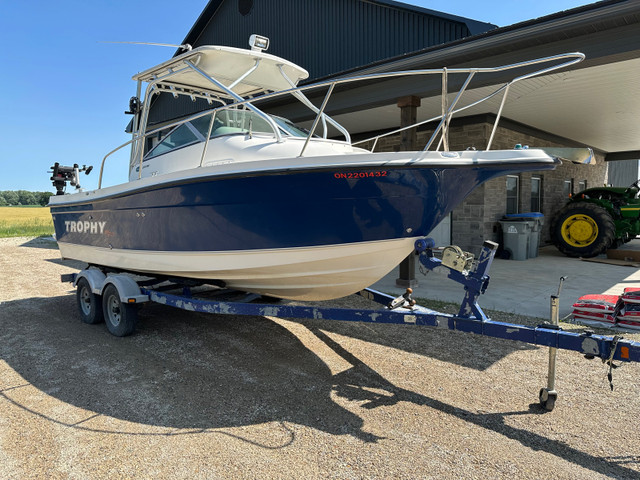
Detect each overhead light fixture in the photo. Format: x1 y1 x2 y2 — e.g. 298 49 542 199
249 34 269 52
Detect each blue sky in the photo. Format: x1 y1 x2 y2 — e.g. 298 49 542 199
0 0 590 192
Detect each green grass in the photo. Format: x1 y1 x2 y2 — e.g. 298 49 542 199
0 206 54 238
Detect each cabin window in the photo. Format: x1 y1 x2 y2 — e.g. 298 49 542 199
203 110 274 138
530 176 542 212
200 110 311 139
506 175 519 214
273 116 311 137
143 109 318 161
145 123 199 159
191 114 215 137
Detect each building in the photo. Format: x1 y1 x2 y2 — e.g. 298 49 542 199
149 0 640 254
609 159 640 187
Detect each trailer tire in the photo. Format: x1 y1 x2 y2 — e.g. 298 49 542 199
76 277 104 324
102 284 138 337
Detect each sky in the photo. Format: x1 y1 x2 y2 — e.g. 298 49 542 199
0 0 592 192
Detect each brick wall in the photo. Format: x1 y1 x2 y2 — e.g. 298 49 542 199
479 123 607 251
359 117 607 254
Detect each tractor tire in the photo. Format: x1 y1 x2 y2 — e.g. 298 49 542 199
551 202 616 258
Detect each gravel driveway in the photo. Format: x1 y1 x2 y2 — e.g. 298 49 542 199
1 236 639 479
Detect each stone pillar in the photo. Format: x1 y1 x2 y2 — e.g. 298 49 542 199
395 95 421 288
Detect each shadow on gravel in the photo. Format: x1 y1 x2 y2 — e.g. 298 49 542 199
307 327 640 478
19 237 58 250
291 314 537 372
0 295 379 443
1 294 636 477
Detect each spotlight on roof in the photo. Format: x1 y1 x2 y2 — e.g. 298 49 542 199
249 34 269 52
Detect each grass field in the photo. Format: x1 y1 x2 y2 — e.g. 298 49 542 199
0 206 54 238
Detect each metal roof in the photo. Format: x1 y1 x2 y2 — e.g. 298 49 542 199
179 0 496 80
270 0 640 159
148 0 496 126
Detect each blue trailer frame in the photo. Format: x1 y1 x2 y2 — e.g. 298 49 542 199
65 238 640 410
143 286 639 364
138 240 639 365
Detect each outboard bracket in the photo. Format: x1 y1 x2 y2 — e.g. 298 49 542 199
50 162 93 195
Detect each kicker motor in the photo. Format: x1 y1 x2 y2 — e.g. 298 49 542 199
49 163 93 195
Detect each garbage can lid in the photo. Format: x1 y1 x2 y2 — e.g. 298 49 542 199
504 212 543 218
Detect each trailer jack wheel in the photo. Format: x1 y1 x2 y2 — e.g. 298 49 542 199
102 284 138 337
76 277 104 324
539 388 557 411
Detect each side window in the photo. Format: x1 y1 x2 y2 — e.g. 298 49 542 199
562 179 573 198
578 180 587 192
191 114 214 137
145 124 198 159
506 175 519 214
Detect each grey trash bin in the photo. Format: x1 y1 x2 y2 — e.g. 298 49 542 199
504 213 544 258
499 217 533 260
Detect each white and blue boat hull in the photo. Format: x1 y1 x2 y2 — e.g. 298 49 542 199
50 151 559 300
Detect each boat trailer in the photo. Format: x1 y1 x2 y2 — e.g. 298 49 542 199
63 239 640 411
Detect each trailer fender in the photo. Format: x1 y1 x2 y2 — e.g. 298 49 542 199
73 268 107 295
102 274 149 304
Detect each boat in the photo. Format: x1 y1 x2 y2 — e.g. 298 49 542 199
49 36 589 301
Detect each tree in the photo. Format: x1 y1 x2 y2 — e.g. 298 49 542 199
38 191 54 206
0 190 54 206
3 191 18 206
17 190 36 206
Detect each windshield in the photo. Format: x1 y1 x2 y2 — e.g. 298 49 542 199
272 116 311 137
144 110 316 160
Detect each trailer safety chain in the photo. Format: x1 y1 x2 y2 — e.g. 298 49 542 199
604 335 621 391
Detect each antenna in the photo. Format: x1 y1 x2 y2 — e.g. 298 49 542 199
100 41 192 51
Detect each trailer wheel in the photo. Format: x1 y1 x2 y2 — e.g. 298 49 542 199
76 277 104 324
102 283 138 337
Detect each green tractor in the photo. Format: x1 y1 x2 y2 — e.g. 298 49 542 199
551 179 640 257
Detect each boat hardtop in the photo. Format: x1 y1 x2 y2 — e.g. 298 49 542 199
132 44 309 98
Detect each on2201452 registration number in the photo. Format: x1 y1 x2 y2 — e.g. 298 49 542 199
333 171 387 179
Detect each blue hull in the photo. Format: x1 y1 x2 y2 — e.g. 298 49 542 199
51 164 545 253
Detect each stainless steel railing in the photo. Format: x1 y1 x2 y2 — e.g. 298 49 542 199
98 52 584 189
